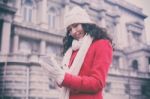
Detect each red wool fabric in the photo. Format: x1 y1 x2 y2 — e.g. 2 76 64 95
62 39 113 99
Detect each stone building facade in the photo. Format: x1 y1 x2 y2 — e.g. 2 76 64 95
0 0 150 99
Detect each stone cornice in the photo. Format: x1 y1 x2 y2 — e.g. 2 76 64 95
126 22 144 34
0 1 17 14
70 0 85 5
114 49 125 56
109 68 150 79
0 1 17 22
124 44 150 55
117 1 147 18
105 0 147 19
0 53 41 66
13 23 64 45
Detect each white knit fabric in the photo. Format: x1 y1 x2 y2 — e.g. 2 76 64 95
64 6 94 29
71 38 83 51
60 34 93 99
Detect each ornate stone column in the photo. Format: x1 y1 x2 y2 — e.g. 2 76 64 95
14 0 22 22
99 10 106 28
40 40 46 55
114 16 121 49
0 1 17 54
38 0 48 29
13 34 19 53
1 20 11 54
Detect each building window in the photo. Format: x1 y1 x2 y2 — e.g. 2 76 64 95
0 20 3 51
48 14 55 29
112 56 120 68
19 40 32 54
148 57 150 72
49 79 56 89
141 85 150 96
48 7 56 29
19 38 40 54
131 60 138 70
104 82 111 93
31 41 40 54
148 57 150 65
141 85 146 95
132 32 141 44
124 84 130 94
48 6 61 30
46 43 61 56
23 0 34 22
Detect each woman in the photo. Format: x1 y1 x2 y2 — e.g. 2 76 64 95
40 6 113 99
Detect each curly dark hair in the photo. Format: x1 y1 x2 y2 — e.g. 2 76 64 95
62 23 113 55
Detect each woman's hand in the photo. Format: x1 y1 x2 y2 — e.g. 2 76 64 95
39 56 65 85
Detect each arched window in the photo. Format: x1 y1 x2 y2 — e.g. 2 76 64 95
23 0 35 22
132 32 142 44
131 60 138 70
48 7 56 29
112 56 120 68
105 82 111 93
48 6 61 30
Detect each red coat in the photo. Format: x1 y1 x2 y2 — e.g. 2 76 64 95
62 39 113 99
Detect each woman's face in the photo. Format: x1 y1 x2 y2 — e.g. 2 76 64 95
67 23 86 40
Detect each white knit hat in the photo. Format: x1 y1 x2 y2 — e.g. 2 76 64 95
64 6 94 29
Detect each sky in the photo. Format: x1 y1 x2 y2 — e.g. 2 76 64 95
124 0 150 44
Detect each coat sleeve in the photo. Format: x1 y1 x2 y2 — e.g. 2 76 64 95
61 40 113 93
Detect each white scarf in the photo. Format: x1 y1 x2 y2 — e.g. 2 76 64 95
60 34 93 99
71 38 83 51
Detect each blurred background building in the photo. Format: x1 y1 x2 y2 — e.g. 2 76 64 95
0 0 150 99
